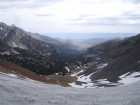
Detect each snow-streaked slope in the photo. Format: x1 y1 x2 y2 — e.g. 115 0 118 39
69 69 140 88
0 73 140 105
119 71 140 85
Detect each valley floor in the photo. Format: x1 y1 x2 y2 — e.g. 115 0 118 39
0 72 140 105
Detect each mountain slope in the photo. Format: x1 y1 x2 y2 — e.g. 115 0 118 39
70 34 140 87
0 58 76 86
28 32 79 53
82 39 121 64
0 22 58 57
0 70 140 105
0 58 48 82
0 38 18 54
0 22 82 62
0 22 67 75
86 34 140 79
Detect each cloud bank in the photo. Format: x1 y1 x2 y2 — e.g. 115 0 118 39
0 0 139 33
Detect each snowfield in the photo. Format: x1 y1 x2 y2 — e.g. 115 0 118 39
0 73 140 105
69 68 140 88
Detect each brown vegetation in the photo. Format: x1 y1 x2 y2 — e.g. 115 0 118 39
0 58 76 86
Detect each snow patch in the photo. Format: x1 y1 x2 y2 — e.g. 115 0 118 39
70 68 140 88
0 72 17 78
0 72 37 82
1 51 10 55
12 42 17 47
65 67 70 72
69 78 123 88
77 73 94 82
96 63 108 70
69 82 96 88
138 61 140 63
71 70 85 76
19 45 25 49
0 27 2 30
13 51 19 54
69 70 96 88
119 72 140 85
8 74 17 77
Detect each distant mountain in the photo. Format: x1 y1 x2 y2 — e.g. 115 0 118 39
82 38 121 47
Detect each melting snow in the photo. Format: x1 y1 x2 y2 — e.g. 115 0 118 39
71 70 85 76
69 69 140 88
65 67 70 72
0 72 17 78
77 73 94 82
19 46 25 49
12 42 17 47
0 72 140 105
69 70 96 88
96 63 108 70
119 72 140 85
1 51 10 55
69 65 109 88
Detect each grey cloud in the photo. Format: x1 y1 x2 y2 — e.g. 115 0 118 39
25 0 65 8
0 0 28 2
123 0 140 4
36 14 55 17
0 0 65 9
0 0 64 3
80 0 140 5
122 11 140 19
129 0 140 4
68 14 140 26
0 2 20 9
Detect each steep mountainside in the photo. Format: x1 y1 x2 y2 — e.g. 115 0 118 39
0 22 82 62
84 34 140 80
83 39 121 63
0 38 18 54
71 34 140 87
0 22 58 57
28 32 79 53
28 32 82 62
0 22 67 75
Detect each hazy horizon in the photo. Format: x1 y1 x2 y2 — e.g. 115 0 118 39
45 33 138 40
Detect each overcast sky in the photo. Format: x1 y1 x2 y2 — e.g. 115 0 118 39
0 0 140 34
